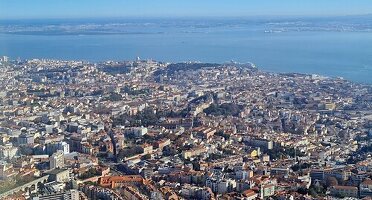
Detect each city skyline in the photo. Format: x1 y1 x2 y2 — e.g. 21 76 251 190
1 0 372 19
0 1 371 199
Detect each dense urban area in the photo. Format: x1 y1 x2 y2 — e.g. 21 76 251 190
0 56 371 200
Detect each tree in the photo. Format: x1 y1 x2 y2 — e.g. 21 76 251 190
297 187 308 195
106 93 122 101
204 103 244 117
117 146 143 159
112 108 159 127
308 187 317 197
141 154 151 160
291 164 300 172
325 176 338 187
215 130 230 140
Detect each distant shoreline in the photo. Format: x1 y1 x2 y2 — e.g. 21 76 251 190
1 17 371 84
3 58 370 86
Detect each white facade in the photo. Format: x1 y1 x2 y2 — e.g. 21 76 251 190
125 127 148 137
50 150 65 169
0 143 18 159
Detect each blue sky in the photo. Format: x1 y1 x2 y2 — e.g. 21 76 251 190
1 0 372 19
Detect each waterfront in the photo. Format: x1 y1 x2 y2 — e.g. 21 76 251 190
0 18 372 83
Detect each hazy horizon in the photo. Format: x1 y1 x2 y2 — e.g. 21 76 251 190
2 0 372 19
1 1 372 84
1 13 372 21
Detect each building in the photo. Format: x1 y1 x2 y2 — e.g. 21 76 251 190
246 138 273 150
310 169 325 182
242 189 258 200
154 139 171 150
141 144 153 155
1 56 8 62
206 178 236 194
324 103 336 110
194 127 216 140
360 179 372 198
160 118 194 129
50 150 65 169
69 135 83 152
46 169 70 183
66 123 79 133
122 185 146 200
18 132 34 145
32 189 80 200
262 154 270 162
98 175 144 188
330 186 358 198
236 170 253 181
80 184 121 199
310 168 351 183
260 184 275 199
0 143 18 159
46 142 70 155
0 161 13 180
125 127 148 138
182 146 207 159
270 167 290 176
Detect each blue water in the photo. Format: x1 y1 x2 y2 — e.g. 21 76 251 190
0 18 371 83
